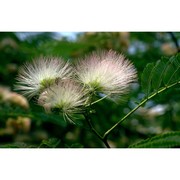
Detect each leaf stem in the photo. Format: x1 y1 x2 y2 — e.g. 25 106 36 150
85 94 110 107
103 81 180 139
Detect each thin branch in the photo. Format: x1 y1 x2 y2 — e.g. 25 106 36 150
83 113 111 148
168 32 180 53
85 94 110 107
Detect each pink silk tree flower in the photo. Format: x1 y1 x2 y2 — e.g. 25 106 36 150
38 79 88 122
75 50 137 97
15 57 73 98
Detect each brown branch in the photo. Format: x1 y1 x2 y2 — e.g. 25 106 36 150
168 32 180 53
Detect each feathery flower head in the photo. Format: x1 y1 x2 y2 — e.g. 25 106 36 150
15 57 72 98
76 50 137 96
38 79 88 122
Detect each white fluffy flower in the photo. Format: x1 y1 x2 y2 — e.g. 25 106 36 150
15 57 72 98
75 50 137 97
38 80 88 122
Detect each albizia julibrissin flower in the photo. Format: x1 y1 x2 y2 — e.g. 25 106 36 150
38 80 88 122
15 57 72 98
75 50 137 97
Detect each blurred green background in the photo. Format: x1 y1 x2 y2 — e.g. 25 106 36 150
0 32 180 148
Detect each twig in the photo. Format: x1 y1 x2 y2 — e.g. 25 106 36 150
168 32 180 53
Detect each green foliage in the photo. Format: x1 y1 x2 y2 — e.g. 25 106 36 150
163 55 180 85
70 143 84 148
129 131 180 148
141 63 154 96
0 106 67 127
141 53 180 97
0 138 61 148
39 138 61 148
0 142 36 148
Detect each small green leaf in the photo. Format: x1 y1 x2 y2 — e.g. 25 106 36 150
129 131 180 148
151 59 166 90
141 63 154 96
163 56 180 85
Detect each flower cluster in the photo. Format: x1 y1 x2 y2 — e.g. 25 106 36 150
16 51 137 122
76 50 137 96
38 80 88 123
15 57 72 98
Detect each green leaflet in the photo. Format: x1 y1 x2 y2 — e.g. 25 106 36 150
163 55 180 85
163 57 176 85
129 131 180 148
141 63 154 96
151 59 166 90
141 53 180 97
